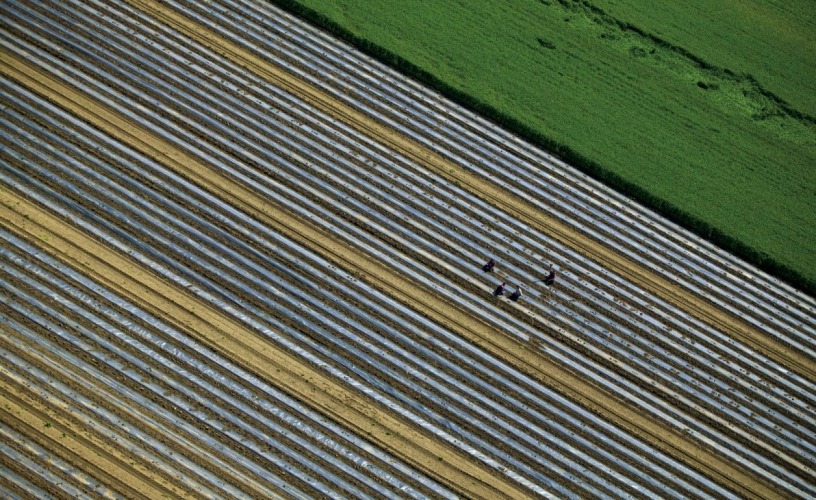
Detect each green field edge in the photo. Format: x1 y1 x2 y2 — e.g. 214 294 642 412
265 0 816 298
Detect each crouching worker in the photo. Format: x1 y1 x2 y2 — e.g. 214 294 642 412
509 285 522 301
483 258 496 272
544 267 557 286
493 282 506 296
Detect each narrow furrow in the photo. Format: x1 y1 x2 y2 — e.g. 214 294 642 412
0 336 195 499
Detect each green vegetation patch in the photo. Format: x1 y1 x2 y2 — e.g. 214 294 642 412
270 0 816 294
588 0 816 117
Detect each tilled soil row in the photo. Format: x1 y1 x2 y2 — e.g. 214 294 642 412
1 0 813 497
0 321 205 498
1 44 794 497
0 187 525 499
0 315 223 499
0 242 421 499
9 0 804 460
0 80 659 497
0 97 693 498
21 0 807 482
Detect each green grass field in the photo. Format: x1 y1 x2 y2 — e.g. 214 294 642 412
278 0 816 292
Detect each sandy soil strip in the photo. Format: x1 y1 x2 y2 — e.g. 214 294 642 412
0 356 184 499
0 182 530 498
0 47 789 498
125 0 814 385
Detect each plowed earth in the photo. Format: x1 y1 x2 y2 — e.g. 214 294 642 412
1 0 814 498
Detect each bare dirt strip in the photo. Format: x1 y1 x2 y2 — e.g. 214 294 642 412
127 0 815 385
0 44 788 499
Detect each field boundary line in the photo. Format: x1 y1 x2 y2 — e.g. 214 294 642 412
0 48 786 499
125 0 815 384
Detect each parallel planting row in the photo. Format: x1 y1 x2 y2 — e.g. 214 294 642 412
1 0 814 497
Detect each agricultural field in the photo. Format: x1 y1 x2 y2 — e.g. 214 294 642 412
1 0 815 498
288 0 816 291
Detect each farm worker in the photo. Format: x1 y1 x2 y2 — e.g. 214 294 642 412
510 285 522 301
543 267 557 286
483 258 496 272
493 282 506 296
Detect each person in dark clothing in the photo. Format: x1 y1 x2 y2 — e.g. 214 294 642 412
543 267 557 286
493 282 506 296
483 258 496 272
509 285 522 301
